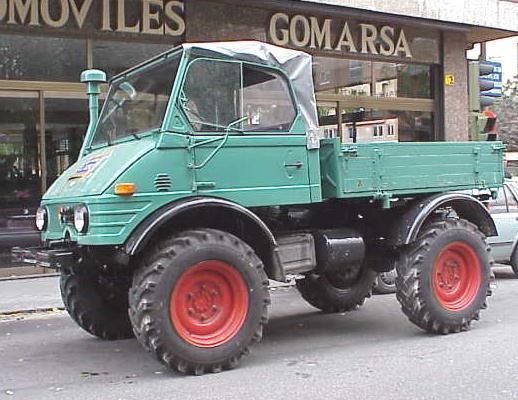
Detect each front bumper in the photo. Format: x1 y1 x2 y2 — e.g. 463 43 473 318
12 246 75 270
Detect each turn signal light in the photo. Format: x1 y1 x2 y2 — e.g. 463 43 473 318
115 183 136 196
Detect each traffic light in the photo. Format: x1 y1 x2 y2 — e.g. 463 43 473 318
468 61 502 141
468 60 502 112
470 110 498 141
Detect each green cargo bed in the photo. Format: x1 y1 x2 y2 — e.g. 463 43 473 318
319 139 505 200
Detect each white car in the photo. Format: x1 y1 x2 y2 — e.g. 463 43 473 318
487 180 518 276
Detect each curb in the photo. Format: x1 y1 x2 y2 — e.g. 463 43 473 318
0 307 65 317
0 273 59 282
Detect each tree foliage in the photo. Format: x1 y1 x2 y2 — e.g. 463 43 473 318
493 77 518 151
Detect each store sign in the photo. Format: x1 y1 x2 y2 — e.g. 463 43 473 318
0 0 185 37
269 13 413 58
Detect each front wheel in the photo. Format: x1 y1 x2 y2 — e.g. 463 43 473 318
60 266 133 340
129 229 270 375
396 219 492 334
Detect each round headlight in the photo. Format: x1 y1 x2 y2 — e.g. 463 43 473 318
74 205 89 233
35 207 47 231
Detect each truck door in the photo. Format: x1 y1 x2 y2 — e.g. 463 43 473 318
180 58 312 207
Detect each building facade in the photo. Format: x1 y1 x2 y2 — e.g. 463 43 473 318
0 0 516 263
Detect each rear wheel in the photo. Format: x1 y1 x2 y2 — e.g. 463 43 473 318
396 219 492 334
60 265 133 340
129 229 269 375
296 266 377 313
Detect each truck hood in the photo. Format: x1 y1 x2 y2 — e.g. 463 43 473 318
43 139 155 200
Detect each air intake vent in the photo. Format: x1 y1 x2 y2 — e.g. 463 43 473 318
154 173 172 192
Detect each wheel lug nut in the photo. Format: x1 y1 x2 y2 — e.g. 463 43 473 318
187 308 194 315
212 290 218 296
212 305 218 311
439 282 444 287
200 314 206 321
187 292 194 300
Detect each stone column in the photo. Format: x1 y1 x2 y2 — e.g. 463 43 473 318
442 31 469 141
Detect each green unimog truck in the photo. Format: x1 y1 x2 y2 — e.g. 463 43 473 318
15 41 504 375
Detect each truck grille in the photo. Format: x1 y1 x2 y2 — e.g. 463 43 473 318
154 173 172 192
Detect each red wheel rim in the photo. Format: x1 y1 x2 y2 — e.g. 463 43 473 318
170 260 249 348
432 241 481 312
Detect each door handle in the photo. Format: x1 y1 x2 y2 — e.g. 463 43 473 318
284 161 303 169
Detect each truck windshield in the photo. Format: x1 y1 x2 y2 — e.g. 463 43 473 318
91 53 180 147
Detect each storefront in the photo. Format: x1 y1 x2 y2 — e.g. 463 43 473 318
0 0 514 264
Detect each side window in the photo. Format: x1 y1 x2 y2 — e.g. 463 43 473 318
181 59 297 133
505 186 518 212
182 59 241 132
488 187 508 214
242 65 296 132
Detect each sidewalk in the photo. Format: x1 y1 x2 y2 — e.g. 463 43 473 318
0 275 62 314
0 274 292 315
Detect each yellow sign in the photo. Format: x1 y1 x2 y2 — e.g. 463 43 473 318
444 74 455 86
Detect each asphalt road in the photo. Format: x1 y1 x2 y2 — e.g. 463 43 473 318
1 267 518 400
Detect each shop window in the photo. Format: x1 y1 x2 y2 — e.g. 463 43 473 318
319 109 433 143
0 96 41 241
0 34 86 82
44 98 88 186
93 41 172 79
313 57 434 99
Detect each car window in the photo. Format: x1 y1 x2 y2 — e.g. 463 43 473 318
242 65 296 132
505 186 518 212
488 187 508 214
508 182 518 198
181 58 296 133
182 58 241 132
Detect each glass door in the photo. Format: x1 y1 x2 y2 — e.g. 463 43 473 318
0 88 88 266
43 92 88 190
0 90 42 263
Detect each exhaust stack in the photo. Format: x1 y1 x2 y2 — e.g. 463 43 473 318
79 69 107 158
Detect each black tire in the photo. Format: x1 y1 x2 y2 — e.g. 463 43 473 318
60 266 133 340
296 267 377 313
396 219 492 334
129 229 270 375
511 247 518 278
373 270 397 295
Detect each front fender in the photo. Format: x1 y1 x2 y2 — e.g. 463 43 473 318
124 196 277 256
